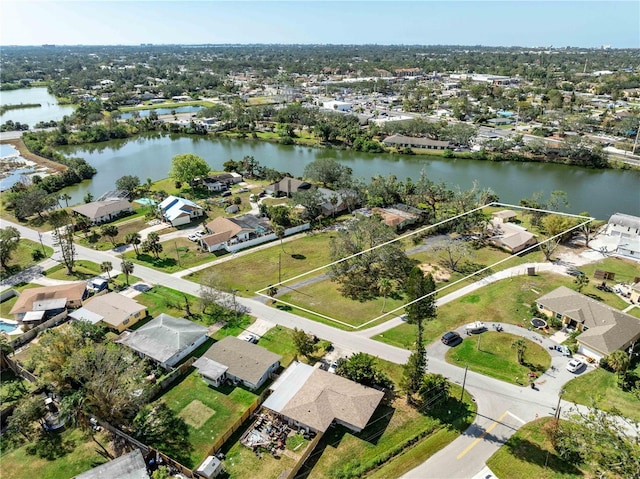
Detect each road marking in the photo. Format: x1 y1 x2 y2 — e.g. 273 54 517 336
507 411 526 424
457 411 509 460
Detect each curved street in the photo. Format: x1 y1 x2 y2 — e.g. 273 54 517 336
0 219 612 478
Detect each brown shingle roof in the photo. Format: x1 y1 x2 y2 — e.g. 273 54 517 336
10 282 86 315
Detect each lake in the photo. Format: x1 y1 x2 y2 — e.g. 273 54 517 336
58 133 640 219
0 87 76 126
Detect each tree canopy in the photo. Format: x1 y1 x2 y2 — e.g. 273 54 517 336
169 153 210 185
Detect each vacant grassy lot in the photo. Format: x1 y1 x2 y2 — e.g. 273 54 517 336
159 370 258 468
562 366 640 422
0 428 112 479
305 385 476 479
123 237 216 273
187 233 334 295
0 239 53 280
446 332 551 385
486 418 589 479
135 285 200 319
375 272 572 348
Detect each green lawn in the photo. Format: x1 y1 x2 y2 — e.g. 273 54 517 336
76 216 173 251
255 325 300 368
0 239 53 280
45 260 102 280
187 233 334 296
487 418 588 479
375 273 572 348
135 285 200 319
306 385 476 479
158 370 258 468
446 332 551 386
0 428 111 479
575 256 640 310
223 439 297 479
562 366 640 422
122 237 217 273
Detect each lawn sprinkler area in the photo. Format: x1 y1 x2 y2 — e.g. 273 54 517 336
256 203 593 330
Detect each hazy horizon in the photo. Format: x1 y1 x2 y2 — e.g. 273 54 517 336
2 1 638 49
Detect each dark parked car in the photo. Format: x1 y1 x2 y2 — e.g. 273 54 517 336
567 269 585 277
441 331 462 346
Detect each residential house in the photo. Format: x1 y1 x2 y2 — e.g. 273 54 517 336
74 449 148 479
605 213 640 259
382 134 451 150
201 173 243 192
491 210 518 224
9 283 87 325
265 177 311 197
631 282 640 304
116 313 209 369
193 336 281 390
317 188 355 216
200 215 272 252
369 204 424 230
535 286 640 361
487 219 537 254
68 292 147 333
72 198 133 225
263 361 384 434
158 195 204 226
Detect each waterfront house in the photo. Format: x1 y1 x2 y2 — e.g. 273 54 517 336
158 195 204 226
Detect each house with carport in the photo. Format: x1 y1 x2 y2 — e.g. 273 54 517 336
262 361 384 434
68 292 147 333
158 195 204 226
9 282 87 325
199 215 273 252
535 286 640 361
487 218 537 254
116 313 209 369
193 336 281 390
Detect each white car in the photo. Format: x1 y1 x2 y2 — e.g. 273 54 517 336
328 361 338 374
195 230 206 237
187 234 199 241
566 358 585 373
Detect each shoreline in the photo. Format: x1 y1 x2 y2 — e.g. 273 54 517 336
0 138 66 174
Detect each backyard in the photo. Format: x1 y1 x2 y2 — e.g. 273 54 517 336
158 369 259 468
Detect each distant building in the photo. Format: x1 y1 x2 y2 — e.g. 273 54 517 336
382 134 451 151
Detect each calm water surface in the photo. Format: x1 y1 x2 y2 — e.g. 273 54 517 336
58 134 640 219
0 88 75 125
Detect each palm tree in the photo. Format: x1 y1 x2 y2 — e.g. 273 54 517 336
125 232 142 255
100 261 113 282
607 350 630 386
274 225 286 252
377 277 393 312
511 338 527 365
574 274 589 293
120 260 134 285
60 193 72 208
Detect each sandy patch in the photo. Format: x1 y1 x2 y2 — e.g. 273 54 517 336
178 400 215 429
418 263 451 282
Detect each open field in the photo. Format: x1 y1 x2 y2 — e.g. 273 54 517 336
159 370 258 468
446 332 551 386
187 233 334 295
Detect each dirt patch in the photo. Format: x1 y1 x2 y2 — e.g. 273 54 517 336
2 138 66 173
418 263 451 282
178 399 215 429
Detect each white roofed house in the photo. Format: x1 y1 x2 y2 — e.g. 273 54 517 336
116 313 209 369
158 195 204 226
605 213 640 259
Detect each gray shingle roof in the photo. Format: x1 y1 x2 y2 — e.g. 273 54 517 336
198 336 281 386
74 449 148 479
116 313 208 363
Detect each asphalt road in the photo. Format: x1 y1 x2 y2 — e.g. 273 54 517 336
0 219 595 478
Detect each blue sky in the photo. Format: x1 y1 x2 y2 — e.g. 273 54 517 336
2 1 638 48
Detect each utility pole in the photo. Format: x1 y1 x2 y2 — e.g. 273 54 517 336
174 241 181 267
278 251 282 284
460 364 469 401
632 126 639 155
37 232 46 256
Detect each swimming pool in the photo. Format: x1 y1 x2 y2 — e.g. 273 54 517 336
135 198 157 206
0 320 18 334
